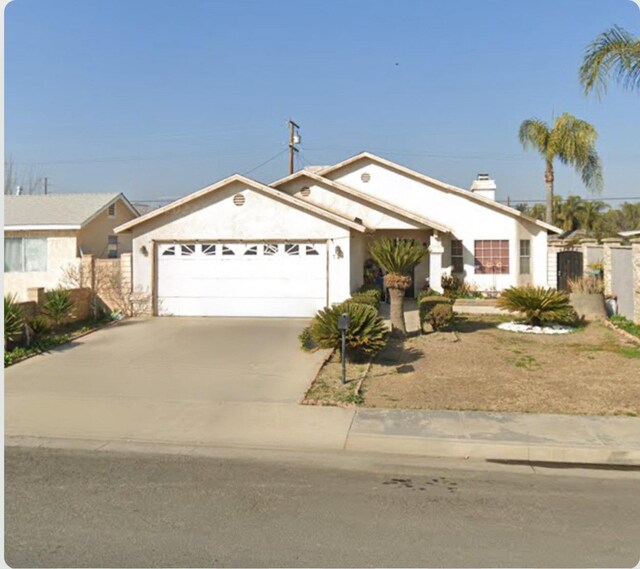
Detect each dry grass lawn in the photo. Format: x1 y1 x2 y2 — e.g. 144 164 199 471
362 316 640 416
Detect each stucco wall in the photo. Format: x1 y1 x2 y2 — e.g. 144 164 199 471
3 230 80 301
126 181 352 308
328 160 548 290
78 197 137 258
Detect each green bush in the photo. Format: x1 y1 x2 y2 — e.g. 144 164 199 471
41 288 74 331
497 286 575 326
356 284 383 303
426 303 454 331
28 316 51 340
4 295 24 349
419 296 453 330
299 327 316 352
346 292 380 307
309 302 388 358
417 288 440 302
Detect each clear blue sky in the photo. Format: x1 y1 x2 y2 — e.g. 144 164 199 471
4 0 639 205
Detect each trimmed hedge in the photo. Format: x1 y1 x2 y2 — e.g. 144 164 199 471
356 284 383 303
419 295 453 331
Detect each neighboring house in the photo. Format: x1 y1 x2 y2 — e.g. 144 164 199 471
620 230 640 239
4 193 139 300
115 152 562 318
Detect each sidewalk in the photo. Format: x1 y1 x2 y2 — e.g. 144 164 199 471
6 393 640 465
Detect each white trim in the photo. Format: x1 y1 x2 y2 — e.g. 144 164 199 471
318 152 563 234
4 224 81 231
114 174 370 234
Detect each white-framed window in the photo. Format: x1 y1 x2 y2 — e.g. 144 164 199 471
4 238 48 272
519 239 531 275
474 240 509 274
451 239 464 273
108 235 118 259
108 203 116 217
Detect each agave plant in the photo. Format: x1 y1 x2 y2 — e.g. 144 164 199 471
497 286 575 327
369 237 428 336
309 302 388 359
41 288 74 332
4 295 24 349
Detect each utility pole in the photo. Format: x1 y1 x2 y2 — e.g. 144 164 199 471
44 177 49 195
288 119 300 175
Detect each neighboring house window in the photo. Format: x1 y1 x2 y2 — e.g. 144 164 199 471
451 240 464 273
107 235 118 259
4 238 47 272
108 203 116 217
519 239 531 275
474 240 509 274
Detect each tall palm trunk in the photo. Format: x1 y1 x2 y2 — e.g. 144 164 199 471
545 160 555 225
388 287 406 336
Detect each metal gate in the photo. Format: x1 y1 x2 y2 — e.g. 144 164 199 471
557 251 583 291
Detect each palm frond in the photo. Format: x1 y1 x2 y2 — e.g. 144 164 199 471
369 237 428 276
518 119 550 154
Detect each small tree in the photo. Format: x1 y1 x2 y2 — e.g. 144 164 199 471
369 237 428 336
497 286 574 327
41 289 74 332
4 295 24 349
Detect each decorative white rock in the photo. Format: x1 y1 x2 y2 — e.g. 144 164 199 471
497 321 573 335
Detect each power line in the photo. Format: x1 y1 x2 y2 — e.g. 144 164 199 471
242 148 289 176
502 196 640 204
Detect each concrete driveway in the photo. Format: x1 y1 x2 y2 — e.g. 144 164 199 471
4 318 325 404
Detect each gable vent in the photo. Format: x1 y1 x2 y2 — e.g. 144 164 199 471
361 172 371 183
233 193 246 206
300 186 311 197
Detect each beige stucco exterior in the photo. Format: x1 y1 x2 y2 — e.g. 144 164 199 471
4 196 137 301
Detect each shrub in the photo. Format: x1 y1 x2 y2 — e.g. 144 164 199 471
28 316 51 340
497 286 575 326
568 275 604 294
41 288 74 331
346 292 380 307
417 288 440 302
427 303 454 331
4 295 24 349
418 295 453 330
309 302 388 358
299 327 316 352
357 283 383 302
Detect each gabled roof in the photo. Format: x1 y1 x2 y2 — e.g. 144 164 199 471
114 174 370 234
4 193 138 230
319 151 563 234
271 170 452 233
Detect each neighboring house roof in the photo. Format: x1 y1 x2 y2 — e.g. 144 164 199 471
619 229 640 238
4 193 138 231
270 170 453 233
114 174 370 234
318 151 563 234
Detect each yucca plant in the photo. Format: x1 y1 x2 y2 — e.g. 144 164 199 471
369 237 428 336
497 286 575 327
41 288 74 332
309 302 388 360
4 295 24 349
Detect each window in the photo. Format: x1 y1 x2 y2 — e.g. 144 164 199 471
451 240 464 273
162 245 176 256
244 245 258 255
202 244 216 256
474 240 509 274
108 203 116 217
305 245 320 256
520 240 531 275
4 238 47 272
180 244 196 256
108 235 119 259
285 244 299 256
222 245 235 256
263 244 278 256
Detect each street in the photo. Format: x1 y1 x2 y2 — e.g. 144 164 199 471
4 446 640 567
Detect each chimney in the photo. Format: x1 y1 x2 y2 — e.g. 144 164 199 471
470 173 496 201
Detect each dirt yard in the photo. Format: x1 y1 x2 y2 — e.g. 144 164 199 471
362 316 640 416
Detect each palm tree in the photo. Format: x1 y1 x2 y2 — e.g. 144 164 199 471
518 113 603 224
580 26 640 97
369 237 428 336
557 195 585 232
577 200 609 233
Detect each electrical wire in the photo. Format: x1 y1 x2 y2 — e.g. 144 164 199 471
242 148 289 176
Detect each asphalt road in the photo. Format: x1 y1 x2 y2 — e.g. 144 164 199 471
5 447 640 568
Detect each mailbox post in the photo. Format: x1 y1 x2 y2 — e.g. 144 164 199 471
338 312 351 384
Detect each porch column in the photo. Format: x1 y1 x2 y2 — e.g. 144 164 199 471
602 238 623 297
429 234 444 293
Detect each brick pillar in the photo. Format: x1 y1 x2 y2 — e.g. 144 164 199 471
26 287 45 305
80 254 94 289
632 238 640 324
602 238 623 297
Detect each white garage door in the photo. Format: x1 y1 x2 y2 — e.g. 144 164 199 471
157 242 328 317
